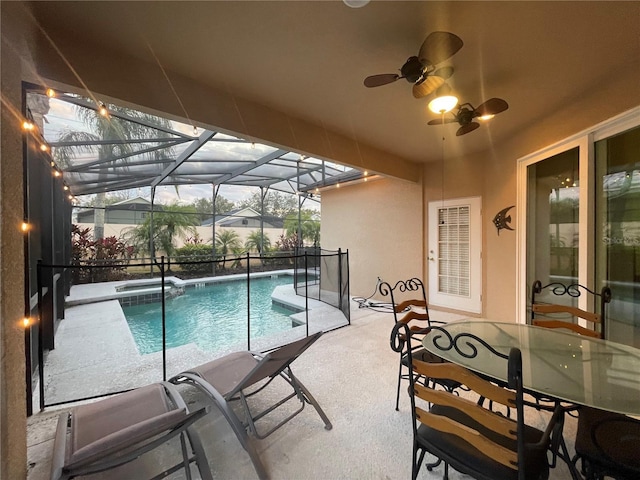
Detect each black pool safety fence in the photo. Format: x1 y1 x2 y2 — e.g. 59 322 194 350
28 248 349 413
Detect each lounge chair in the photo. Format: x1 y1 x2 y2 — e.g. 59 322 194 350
50 381 212 480
170 332 332 480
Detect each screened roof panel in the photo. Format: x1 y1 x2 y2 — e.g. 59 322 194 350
26 88 365 199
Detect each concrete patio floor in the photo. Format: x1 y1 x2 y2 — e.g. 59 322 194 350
27 303 578 479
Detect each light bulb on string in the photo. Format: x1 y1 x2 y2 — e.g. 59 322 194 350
22 120 35 131
46 88 56 98
98 102 109 117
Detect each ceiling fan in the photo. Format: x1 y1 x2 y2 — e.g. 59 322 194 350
364 31 463 99
427 98 509 136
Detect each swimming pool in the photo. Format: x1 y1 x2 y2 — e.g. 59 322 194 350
122 275 302 354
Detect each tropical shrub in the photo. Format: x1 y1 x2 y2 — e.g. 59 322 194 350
175 244 215 274
71 224 133 283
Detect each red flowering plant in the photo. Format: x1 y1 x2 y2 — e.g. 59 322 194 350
71 224 134 283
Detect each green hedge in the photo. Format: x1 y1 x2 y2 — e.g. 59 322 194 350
175 244 215 274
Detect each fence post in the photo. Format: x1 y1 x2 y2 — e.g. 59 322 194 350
305 252 309 337
338 248 343 314
247 252 251 350
160 256 167 381
37 260 45 411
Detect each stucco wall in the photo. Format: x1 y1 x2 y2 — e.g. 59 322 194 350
1 2 35 477
422 66 640 322
321 177 423 301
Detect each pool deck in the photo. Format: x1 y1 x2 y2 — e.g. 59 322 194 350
39 271 349 406
27 304 579 480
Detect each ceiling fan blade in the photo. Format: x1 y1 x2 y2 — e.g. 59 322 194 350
476 98 509 116
418 31 464 66
412 76 445 98
433 66 454 79
456 122 480 136
364 74 400 87
428 117 457 125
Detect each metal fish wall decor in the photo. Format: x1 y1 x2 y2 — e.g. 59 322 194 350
493 205 515 235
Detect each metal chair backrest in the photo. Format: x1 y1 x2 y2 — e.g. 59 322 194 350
530 280 612 339
378 277 430 326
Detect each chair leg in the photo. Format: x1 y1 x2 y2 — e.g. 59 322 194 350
412 444 426 480
185 426 213 480
177 374 270 480
425 456 442 471
179 432 194 480
290 373 333 430
396 360 403 411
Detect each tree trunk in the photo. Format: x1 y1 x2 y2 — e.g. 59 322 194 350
94 191 106 240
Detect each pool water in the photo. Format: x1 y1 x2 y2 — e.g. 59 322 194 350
123 276 300 354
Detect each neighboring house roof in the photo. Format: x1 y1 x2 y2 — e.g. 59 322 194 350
75 197 163 224
109 197 152 207
200 207 284 228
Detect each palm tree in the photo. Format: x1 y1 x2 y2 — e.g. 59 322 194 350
245 230 271 254
215 230 241 269
125 203 198 269
54 100 174 239
284 210 320 246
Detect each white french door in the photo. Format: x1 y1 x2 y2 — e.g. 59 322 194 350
428 196 482 313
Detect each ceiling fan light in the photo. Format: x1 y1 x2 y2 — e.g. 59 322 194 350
479 114 495 121
428 95 458 114
343 0 370 7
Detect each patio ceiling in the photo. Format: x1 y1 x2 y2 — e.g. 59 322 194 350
27 89 362 198
27 1 640 171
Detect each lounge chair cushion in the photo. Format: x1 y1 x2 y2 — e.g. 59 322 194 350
69 383 184 465
188 351 260 397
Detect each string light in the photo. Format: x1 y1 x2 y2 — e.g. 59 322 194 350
21 222 29 232
22 317 31 328
22 120 34 131
192 126 198 136
53 170 61 178
50 161 56 167
63 185 69 191
98 102 108 117
46 88 56 98
40 143 49 152
336 183 341 188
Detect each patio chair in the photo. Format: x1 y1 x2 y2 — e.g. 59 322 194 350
50 382 212 480
572 406 640 480
379 277 460 411
530 280 612 339
169 332 332 480
392 322 558 480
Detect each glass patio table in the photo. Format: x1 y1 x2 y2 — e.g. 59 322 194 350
421 320 640 416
